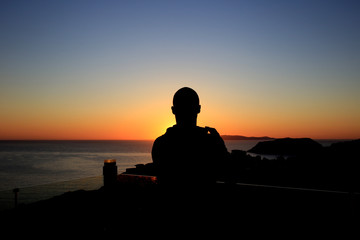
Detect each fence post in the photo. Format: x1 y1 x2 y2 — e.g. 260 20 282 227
103 159 118 187
13 188 19 208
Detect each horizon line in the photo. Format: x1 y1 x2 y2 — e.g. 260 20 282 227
0 137 357 141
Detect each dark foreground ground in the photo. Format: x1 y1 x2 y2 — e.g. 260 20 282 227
1 179 359 238
2 139 359 238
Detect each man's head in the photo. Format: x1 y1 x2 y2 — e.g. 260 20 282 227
171 87 201 127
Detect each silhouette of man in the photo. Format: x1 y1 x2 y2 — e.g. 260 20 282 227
152 87 229 189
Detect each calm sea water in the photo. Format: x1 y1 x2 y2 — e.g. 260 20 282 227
0 139 340 192
0 139 341 210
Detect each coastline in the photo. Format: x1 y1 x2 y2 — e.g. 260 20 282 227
1 138 359 236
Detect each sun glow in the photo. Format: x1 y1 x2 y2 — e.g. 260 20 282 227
1 1 359 140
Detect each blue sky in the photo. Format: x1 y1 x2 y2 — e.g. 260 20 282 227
1 0 360 139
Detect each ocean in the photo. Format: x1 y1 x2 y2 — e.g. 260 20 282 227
0 140 153 191
0 139 339 210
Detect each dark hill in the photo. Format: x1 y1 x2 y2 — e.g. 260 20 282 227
328 139 360 154
221 135 274 140
248 138 323 155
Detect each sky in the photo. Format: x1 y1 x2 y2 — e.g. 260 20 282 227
1 0 359 140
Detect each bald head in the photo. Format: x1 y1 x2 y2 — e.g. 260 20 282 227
173 87 199 107
172 87 201 127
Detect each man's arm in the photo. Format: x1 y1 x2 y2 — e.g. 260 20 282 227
205 126 229 156
151 137 161 165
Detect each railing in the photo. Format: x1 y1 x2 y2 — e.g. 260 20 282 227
2 158 358 216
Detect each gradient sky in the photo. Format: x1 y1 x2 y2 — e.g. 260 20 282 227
1 0 359 140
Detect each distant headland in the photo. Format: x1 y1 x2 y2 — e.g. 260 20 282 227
221 135 274 140
248 137 323 155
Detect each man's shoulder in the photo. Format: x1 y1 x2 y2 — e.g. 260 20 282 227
154 133 167 144
154 126 175 143
154 125 223 141
204 126 220 137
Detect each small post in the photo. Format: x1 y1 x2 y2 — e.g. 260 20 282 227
13 188 19 208
103 159 118 187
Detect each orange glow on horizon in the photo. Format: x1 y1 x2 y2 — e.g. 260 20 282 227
1 85 359 141
1 1 359 142
1 107 358 140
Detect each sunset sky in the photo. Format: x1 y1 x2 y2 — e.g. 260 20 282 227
1 0 359 140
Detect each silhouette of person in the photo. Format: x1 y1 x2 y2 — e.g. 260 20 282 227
152 87 229 189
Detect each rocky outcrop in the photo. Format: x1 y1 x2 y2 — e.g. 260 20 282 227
248 138 323 155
